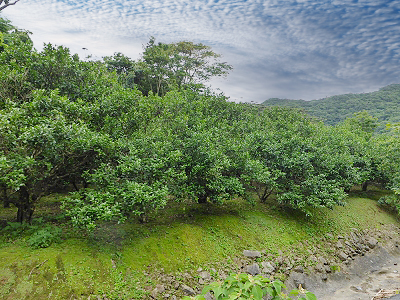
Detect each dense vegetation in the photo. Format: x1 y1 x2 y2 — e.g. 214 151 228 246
262 84 400 132
1 15 400 229
1 13 400 300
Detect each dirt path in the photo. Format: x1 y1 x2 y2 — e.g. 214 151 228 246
286 245 400 300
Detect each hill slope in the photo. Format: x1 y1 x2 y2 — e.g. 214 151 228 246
0 188 399 299
262 84 400 131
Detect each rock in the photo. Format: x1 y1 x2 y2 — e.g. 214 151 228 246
204 292 214 300
246 263 261 276
289 271 307 289
319 257 328 265
261 261 276 274
243 250 261 258
151 285 165 298
181 272 192 279
338 235 344 239
338 251 348 261
276 256 285 265
366 237 378 249
324 265 331 273
336 241 344 249
199 271 211 281
315 263 325 273
344 241 352 248
163 294 170 299
174 282 180 290
321 274 328 281
181 285 196 296
293 265 304 273
309 255 318 263
350 286 363 292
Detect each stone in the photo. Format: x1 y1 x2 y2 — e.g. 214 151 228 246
199 271 211 281
319 257 328 265
181 285 196 296
246 263 261 276
261 261 275 274
366 237 378 249
289 272 307 289
276 256 285 265
338 235 344 239
243 250 262 258
345 241 352 248
293 265 304 273
325 265 331 273
336 241 344 249
204 292 214 300
315 263 325 273
338 251 348 261
309 255 318 263
151 285 165 298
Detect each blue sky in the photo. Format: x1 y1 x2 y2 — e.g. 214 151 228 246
2 0 400 102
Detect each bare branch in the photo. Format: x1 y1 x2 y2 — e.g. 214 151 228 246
0 0 20 11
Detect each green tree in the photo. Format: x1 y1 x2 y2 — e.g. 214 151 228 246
137 37 232 96
0 90 114 222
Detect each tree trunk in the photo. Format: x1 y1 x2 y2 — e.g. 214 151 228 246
260 187 273 203
198 194 208 204
362 181 368 192
72 180 79 192
2 184 10 208
16 186 34 223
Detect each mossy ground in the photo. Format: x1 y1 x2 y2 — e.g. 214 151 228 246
0 186 398 299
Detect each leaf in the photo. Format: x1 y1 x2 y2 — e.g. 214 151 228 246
252 285 264 300
305 291 317 300
272 281 282 294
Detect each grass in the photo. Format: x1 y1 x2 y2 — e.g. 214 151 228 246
0 185 398 299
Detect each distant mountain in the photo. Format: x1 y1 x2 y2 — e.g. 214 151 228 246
262 84 400 132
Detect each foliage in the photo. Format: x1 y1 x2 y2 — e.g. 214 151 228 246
183 273 316 300
27 225 62 248
0 89 114 222
1 218 62 248
134 37 232 96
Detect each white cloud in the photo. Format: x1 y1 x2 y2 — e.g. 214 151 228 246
2 0 400 101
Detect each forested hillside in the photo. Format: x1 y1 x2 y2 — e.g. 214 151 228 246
262 84 400 132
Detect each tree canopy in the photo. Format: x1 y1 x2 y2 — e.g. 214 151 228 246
1 16 400 228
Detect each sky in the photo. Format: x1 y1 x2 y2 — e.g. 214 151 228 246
2 0 400 103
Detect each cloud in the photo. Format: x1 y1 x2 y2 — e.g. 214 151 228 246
2 0 400 101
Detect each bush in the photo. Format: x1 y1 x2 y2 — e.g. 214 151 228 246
27 226 62 249
183 273 316 300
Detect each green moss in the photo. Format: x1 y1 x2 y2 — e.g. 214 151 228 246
0 188 398 299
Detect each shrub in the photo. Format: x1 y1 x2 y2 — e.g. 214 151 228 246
183 273 316 300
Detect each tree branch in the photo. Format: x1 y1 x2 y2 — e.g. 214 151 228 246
0 0 20 11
